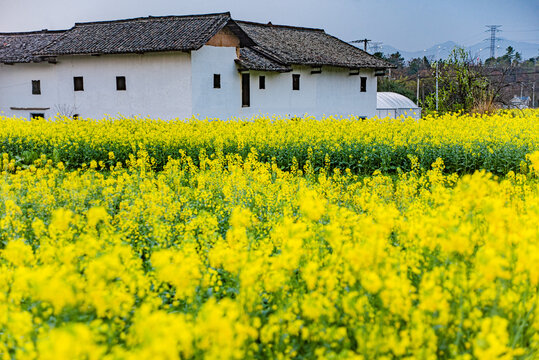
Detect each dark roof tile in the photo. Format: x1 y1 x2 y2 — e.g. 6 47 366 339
236 47 291 72
0 30 65 63
38 13 231 56
236 20 394 69
1 13 394 70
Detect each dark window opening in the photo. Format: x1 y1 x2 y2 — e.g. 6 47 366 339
116 76 126 91
30 113 44 119
292 74 300 90
242 73 250 107
74 76 84 91
360 77 367 92
259 75 265 89
213 74 221 89
32 80 41 95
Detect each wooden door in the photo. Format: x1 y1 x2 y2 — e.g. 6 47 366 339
242 73 250 107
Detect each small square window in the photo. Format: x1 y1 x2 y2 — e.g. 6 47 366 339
213 74 221 89
32 80 41 95
360 77 367 92
259 75 265 89
30 113 45 119
116 76 126 91
292 74 300 91
74 76 84 91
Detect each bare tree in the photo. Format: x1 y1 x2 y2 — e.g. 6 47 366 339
53 104 78 118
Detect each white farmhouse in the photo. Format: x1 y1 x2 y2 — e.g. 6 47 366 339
0 12 393 120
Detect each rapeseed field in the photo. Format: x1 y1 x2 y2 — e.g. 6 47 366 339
0 111 538 359
1 110 537 174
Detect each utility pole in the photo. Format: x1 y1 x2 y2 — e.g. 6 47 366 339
350 38 371 52
416 74 420 103
361 38 370 52
435 62 439 111
533 82 535 108
485 25 502 59
520 83 523 98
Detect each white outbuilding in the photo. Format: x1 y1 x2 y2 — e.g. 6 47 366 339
376 92 421 119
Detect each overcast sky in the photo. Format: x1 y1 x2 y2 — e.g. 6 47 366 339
1 0 537 51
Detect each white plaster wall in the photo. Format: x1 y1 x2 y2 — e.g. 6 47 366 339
190 49 377 120
191 45 242 120
0 62 58 118
2 49 378 121
246 66 377 119
1 52 192 120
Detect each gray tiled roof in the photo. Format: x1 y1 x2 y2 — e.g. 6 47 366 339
38 13 232 56
236 47 291 72
0 31 65 63
236 21 394 69
1 13 394 71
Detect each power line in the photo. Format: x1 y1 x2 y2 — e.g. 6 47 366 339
459 31 490 46
369 42 383 53
405 70 538 81
504 28 539 33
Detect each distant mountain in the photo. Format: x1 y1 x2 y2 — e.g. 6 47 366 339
368 39 538 63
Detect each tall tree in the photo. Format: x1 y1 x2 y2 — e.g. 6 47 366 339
372 52 386 60
514 52 522 64
423 48 491 113
377 77 417 103
407 57 430 75
387 52 405 68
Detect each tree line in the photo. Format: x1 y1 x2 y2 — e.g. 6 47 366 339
374 47 538 113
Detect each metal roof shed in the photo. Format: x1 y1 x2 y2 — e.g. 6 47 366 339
376 92 421 119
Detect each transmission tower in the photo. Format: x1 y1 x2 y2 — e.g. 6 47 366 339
485 25 502 59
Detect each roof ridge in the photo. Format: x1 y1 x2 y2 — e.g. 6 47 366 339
235 20 325 33
34 12 233 57
73 12 231 26
0 30 67 36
